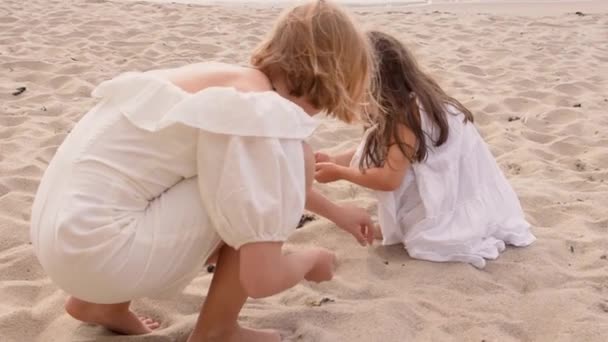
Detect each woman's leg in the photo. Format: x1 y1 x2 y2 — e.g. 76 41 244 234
187 245 280 342
62 177 220 336
64 298 159 334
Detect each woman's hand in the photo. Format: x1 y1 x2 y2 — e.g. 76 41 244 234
304 247 337 283
333 204 375 246
305 190 374 247
315 162 344 183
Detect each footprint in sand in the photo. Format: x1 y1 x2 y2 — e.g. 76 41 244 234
0 116 28 127
47 75 74 89
528 147 558 161
598 301 608 314
507 163 522 175
482 103 502 114
0 183 10 197
543 108 579 125
513 78 537 89
554 83 584 96
4 61 54 72
459 65 486 76
521 131 556 145
0 16 18 24
503 97 539 112
517 90 550 100
548 137 586 155
178 43 223 55
574 160 586 172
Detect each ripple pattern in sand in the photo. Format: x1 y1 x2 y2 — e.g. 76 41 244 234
1 1 607 341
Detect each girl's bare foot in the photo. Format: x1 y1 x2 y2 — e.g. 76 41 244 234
65 297 159 335
188 324 281 342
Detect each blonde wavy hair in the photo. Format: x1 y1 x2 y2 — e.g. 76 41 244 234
251 0 376 123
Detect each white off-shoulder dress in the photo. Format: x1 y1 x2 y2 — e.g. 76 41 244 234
352 106 536 268
30 71 318 304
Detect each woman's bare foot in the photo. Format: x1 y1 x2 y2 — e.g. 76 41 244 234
188 324 280 342
65 297 159 335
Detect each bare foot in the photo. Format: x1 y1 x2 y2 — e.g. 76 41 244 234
188 325 280 342
65 297 159 335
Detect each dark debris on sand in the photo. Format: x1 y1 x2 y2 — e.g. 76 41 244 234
306 297 335 307
297 214 317 229
12 87 26 96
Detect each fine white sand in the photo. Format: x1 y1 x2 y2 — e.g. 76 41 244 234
1 0 607 341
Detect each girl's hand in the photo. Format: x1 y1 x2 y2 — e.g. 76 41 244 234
304 247 337 283
314 152 334 164
334 204 375 246
315 162 344 183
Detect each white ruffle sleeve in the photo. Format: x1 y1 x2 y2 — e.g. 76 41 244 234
92 71 318 138
93 71 318 249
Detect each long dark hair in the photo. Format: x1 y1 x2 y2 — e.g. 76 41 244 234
359 31 474 170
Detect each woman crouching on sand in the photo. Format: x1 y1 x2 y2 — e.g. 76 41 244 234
29 1 376 341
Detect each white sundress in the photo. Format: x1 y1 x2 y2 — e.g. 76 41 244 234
352 106 536 268
30 71 318 304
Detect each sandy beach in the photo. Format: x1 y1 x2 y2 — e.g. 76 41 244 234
1 0 607 341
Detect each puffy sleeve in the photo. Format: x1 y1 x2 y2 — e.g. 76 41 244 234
197 134 307 249
93 71 319 248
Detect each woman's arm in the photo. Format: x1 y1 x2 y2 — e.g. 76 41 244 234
305 189 341 222
239 242 334 299
305 189 374 246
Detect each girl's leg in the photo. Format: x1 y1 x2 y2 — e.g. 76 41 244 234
64 298 159 335
187 245 280 342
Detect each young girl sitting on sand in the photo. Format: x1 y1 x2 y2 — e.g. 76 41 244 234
30 1 375 341
315 31 536 269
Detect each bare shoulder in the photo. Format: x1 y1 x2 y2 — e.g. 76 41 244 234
162 62 273 94
233 67 274 93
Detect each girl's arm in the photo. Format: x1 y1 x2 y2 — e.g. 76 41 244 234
340 149 409 191
333 148 357 167
316 125 415 192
